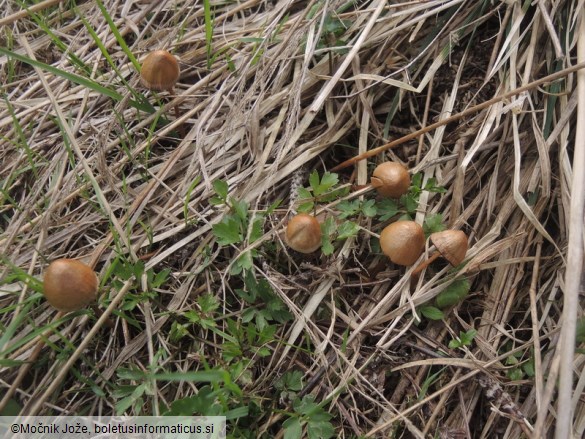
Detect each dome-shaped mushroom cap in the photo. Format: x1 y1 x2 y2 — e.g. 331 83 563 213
285 214 322 254
371 162 410 198
140 50 180 92
430 230 468 266
380 221 425 266
43 259 98 312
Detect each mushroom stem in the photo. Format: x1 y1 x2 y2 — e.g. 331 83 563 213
412 250 441 276
168 87 185 137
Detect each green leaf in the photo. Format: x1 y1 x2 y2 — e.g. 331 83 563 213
423 213 445 235
309 171 320 193
307 420 335 439
319 172 339 191
310 171 338 196
336 221 359 240
213 179 229 200
423 177 447 193
283 417 302 439
377 199 399 221
507 368 523 381
212 217 242 245
401 193 419 215
336 200 360 219
411 172 423 188
435 279 470 309
448 339 462 349
435 291 461 309
522 358 535 377
278 371 303 392
459 329 477 346
232 198 249 222
419 306 444 320
361 199 377 217
250 217 264 242
297 202 314 213
198 293 220 313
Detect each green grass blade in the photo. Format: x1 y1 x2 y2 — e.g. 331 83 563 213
95 0 140 71
203 0 214 69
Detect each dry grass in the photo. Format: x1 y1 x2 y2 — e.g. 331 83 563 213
1 0 584 437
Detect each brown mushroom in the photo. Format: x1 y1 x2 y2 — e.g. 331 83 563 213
43 259 98 312
371 162 410 198
140 50 183 134
140 50 180 92
379 220 425 266
412 229 468 275
285 213 322 254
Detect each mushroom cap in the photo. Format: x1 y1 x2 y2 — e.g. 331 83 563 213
43 259 98 312
285 213 322 254
371 162 410 198
380 220 425 266
430 230 468 266
140 50 180 92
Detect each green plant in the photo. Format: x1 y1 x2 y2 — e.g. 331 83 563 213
297 171 348 212
237 272 292 331
448 329 477 349
211 179 279 274
275 371 303 403
282 395 335 439
435 278 470 309
498 342 535 381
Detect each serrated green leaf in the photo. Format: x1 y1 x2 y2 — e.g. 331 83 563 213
336 221 359 240
213 179 229 200
423 213 445 235
307 420 335 439
236 251 253 271
337 200 360 219
411 172 423 188
420 306 444 320
298 187 313 199
401 193 419 214
232 198 249 222
321 239 334 255
377 199 399 221
361 199 377 217
250 217 264 242
297 202 314 213
283 417 302 439
321 217 336 235
309 171 320 192
319 172 339 190
212 218 242 245
459 329 477 346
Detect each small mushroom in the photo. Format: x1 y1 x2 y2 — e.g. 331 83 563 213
43 259 98 312
140 50 180 92
139 50 183 134
379 220 425 266
285 213 322 254
412 229 468 275
371 162 410 198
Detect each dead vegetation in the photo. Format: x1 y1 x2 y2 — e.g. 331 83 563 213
1 0 584 437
